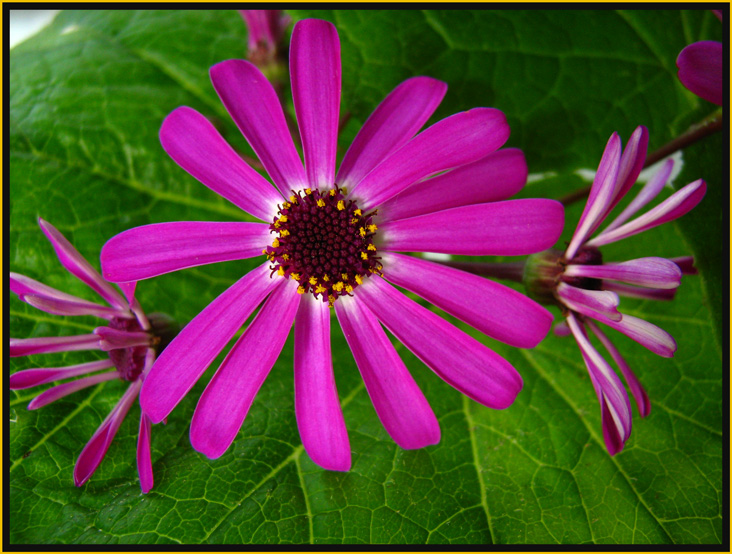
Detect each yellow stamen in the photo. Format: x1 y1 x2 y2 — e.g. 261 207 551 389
323 275 330 282
359 227 366 237
282 254 289 261
290 273 301 281
305 188 312 195
361 252 368 260
315 284 327 294
272 238 280 248
328 295 336 307
261 248 268 255
368 224 378 233
329 189 336 196
351 218 359 224
368 244 377 251
345 285 353 294
309 276 318 285
297 286 305 294
316 199 325 207
333 282 345 292
282 202 291 209
289 195 297 203
354 209 362 216
279 215 288 223
280 229 290 237
341 273 349 281
277 267 285 276
337 200 345 211
355 275 363 285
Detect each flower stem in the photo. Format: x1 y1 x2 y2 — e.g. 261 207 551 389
558 110 723 206
438 260 526 283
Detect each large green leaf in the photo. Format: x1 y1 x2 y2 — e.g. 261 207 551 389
8 9 723 544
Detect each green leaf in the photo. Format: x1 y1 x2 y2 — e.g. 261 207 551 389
9 9 722 544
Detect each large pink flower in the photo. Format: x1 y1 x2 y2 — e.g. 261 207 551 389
101 19 564 471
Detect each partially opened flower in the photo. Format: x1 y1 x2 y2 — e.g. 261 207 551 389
239 9 291 67
10 219 175 492
524 126 706 455
102 18 565 471
676 10 723 105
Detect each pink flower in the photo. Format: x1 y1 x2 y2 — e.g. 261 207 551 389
101 19 565 471
239 9 291 66
676 11 723 105
10 219 173 492
525 126 705 455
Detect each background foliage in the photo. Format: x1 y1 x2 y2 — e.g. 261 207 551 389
8 9 724 544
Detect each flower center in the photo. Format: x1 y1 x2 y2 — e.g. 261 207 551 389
265 186 383 306
108 316 148 382
563 246 603 291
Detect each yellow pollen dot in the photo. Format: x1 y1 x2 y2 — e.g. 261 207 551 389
305 188 312 195
329 189 336 196
279 215 288 223
345 285 353 293
272 238 280 248
328 295 336 306
261 248 268 255
297 286 305 294
282 254 289 261
337 201 345 211
355 275 363 285
315 285 327 294
368 224 378 232
289 195 297 203
333 282 345 292
274 221 280 228
341 273 349 281
367 244 377 251
359 227 366 237
291 273 301 281
308 276 317 285
354 209 362 216
277 267 285 276
351 218 359 224
323 275 330 282
316 199 325 207
361 252 369 260
279 229 290 237
282 202 291 209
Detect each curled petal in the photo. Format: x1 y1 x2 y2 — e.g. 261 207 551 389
10 334 100 358
556 283 622 322
10 359 114 389
29 371 119 410
564 257 682 289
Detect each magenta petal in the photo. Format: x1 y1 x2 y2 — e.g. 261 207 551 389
74 380 142 487
210 59 307 194
677 41 723 105
589 179 706 247
336 295 440 449
671 256 698 275
378 148 528 223
159 107 283 221
381 253 552 348
140 264 279 423
38 219 127 310
565 133 622 259
603 281 677 302
350 108 510 210
294 295 351 471
336 77 447 190
10 359 114 389
137 413 154 493
290 19 340 189
556 283 622 322
94 326 150 351
29 371 119 410
600 314 677 358
355 278 522 409
101 221 270 282
564 257 682 289
601 125 649 223
190 279 300 459
10 334 100 357
380 199 564 256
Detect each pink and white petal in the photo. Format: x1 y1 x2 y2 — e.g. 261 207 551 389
10 334 100 358
603 281 677 302
556 282 622 322
137 413 154 493
336 77 447 189
587 320 651 417
294 295 351 471
28 371 119 410
378 148 528 223
564 257 681 289
94 326 151 351
350 108 510 210
671 256 697 275
290 19 340 189
379 199 564 256
140 264 280 424
677 41 723 106
355 277 522 409
38 219 127 310
101 221 270 282
10 359 114 389
589 180 706 248
160 107 283 221
190 279 300 459
336 295 440 449
381 253 552 348
24 294 121 319
600 125 649 223
74 380 142 487
210 59 307 194
565 133 622 260
602 158 673 234
599 314 677 358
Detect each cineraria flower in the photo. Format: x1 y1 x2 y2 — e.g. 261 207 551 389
101 19 564 471
239 9 291 67
676 10 722 106
523 126 706 455
10 219 175 492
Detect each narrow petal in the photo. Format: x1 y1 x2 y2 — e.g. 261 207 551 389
74 380 142 487
381 253 553 348
101 221 271 282
589 180 706 247
564 257 682 289
159 107 283 221
240 10 276 52
137 413 154 493
290 19 340 189
210 59 307 193
294 295 351 471
379 199 564 256
190 279 300 459
600 314 677 358
336 77 447 189
140 264 279 423
671 256 698 275
677 41 723 105
38 219 127 309
603 281 677 301
350 108 510 210
565 133 621 259
587 321 651 417
556 282 622 322
336 295 440 449
602 158 673 234
10 334 100 357
28 371 119 410
94 326 151 351
9 359 114 389
378 149 528 223
600 125 649 223
355 277 523 410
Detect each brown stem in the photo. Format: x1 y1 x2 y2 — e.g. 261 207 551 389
438 260 526 283
558 111 723 206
